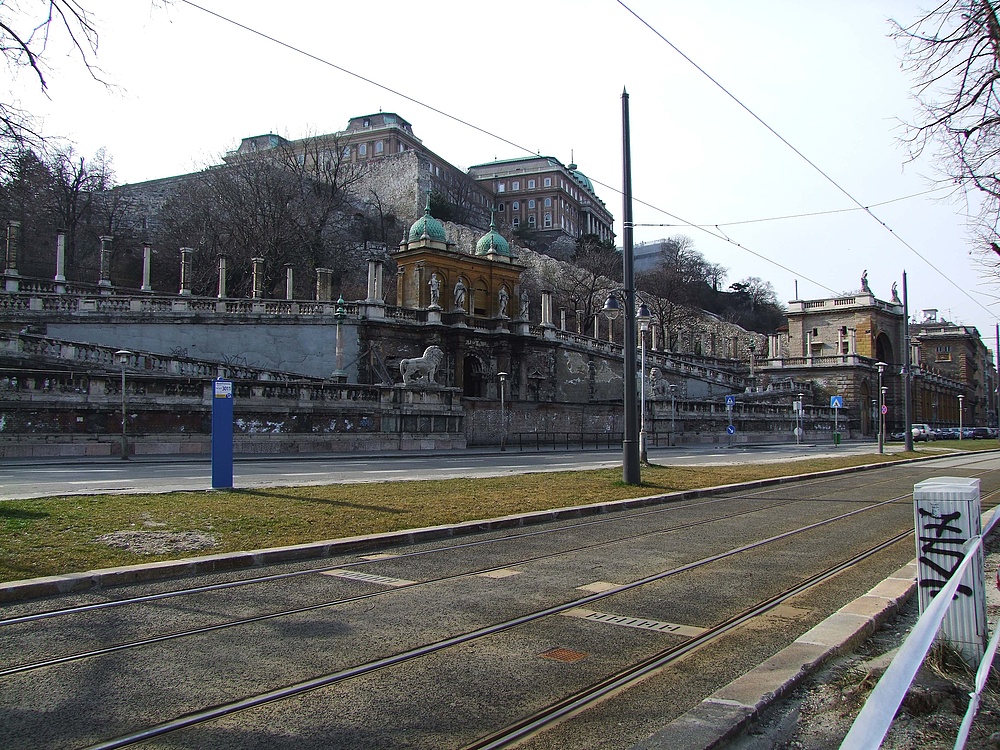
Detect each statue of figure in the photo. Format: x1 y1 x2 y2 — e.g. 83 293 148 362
453 278 466 310
520 290 530 319
428 273 441 307
498 287 509 317
860 269 870 292
891 281 900 304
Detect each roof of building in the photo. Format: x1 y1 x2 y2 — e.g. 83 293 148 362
476 214 512 257
408 196 448 243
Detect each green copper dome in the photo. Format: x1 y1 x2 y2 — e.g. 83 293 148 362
408 196 447 243
476 214 512 257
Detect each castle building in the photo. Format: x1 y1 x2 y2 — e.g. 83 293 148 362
467 155 615 251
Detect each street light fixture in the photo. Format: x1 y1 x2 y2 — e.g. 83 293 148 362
498 371 508 452
881 385 888 449
876 361 887 454
331 295 347 381
636 302 651 463
958 393 965 440
114 349 132 460
669 383 678 447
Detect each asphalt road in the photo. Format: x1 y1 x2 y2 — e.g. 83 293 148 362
0 441 894 500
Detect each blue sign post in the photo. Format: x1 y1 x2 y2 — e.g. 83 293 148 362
212 379 234 489
830 395 843 446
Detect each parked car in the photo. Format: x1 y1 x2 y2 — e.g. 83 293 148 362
911 423 935 441
972 426 991 439
935 427 959 440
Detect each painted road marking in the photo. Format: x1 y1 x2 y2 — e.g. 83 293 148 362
321 569 415 587
562 608 705 636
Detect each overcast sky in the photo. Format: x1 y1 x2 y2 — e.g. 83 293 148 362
10 1 998 348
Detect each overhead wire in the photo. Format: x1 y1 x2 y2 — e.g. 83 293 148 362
615 0 996 319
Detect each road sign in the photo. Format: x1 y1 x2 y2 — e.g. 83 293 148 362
727 425 736 435
881 404 888 415
830 395 843 409
725 395 736 407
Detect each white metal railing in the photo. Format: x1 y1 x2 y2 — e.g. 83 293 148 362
840 509 1000 749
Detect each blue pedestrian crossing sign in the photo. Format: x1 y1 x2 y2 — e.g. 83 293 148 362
725 395 736 407
830 395 844 409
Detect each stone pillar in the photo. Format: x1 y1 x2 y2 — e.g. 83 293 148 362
178 247 193 296
849 327 857 355
374 261 384 301
4 221 20 292
285 264 294 300
54 230 66 283
541 290 553 327
252 257 265 299
217 255 227 298
805 330 813 362
593 314 600 339
559 307 567 331
141 243 152 292
98 236 113 292
576 309 583 334
316 267 333 301
367 258 379 301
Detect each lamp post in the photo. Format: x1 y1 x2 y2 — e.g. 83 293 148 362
796 392 804 445
114 349 132 460
876 361 887 454
881 385 888 449
603 288 641 484
332 295 347 381
959 393 965 440
669 383 677 447
636 302 651 463
748 339 756 389
498 371 508 451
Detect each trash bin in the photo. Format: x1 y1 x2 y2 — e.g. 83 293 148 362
833 432 841 446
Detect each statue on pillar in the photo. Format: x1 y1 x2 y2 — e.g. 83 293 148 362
498 287 509 317
428 273 441 308
891 281 901 304
860 269 870 293
453 278 466 311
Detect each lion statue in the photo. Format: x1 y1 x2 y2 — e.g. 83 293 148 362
400 346 444 386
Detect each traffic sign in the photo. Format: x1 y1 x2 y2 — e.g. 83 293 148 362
727 425 736 435
830 395 843 409
725 395 736 407
881 404 888 415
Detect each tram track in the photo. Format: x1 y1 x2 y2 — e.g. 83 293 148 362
73 493 919 750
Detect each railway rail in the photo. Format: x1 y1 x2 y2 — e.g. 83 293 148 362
3 455 998 749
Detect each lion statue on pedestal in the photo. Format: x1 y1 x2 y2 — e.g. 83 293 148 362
400 346 444 386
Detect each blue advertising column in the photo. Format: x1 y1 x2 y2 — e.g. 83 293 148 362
212 379 234 489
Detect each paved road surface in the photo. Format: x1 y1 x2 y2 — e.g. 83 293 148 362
0 441 897 500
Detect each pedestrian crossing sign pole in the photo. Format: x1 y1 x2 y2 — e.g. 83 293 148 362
831 395 843 446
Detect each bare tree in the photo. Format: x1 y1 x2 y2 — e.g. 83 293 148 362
893 2 1000 265
636 236 717 349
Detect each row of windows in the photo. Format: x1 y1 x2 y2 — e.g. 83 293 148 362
496 176 555 193
509 213 554 229
497 197 555 212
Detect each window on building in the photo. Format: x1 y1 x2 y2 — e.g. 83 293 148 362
512 180 520 191
512 218 520 228
528 199 536 209
296 153 305 165
544 212 552 228
497 182 505 193
363 118 371 128
375 140 384 154
497 203 505 212
936 345 952 362
528 215 536 228
384 114 396 124
359 143 368 156
512 201 519 211
544 177 552 187
399 144 406 153
342 146 351 158
544 197 552 207
528 179 536 189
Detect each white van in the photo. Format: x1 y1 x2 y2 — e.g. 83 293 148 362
912 424 934 441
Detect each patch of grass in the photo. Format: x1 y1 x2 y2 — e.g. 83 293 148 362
0 448 953 584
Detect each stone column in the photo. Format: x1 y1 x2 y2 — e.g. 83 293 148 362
141 243 152 292
54 230 66 283
541 290 553 327
4 221 20 292
849 327 857 355
593 313 599 339
251 257 265 299
178 247 193 296
217 255 227 298
285 264 294 300
316 267 332 301
367 258 379 301
559 307 567 331
98 236 113 292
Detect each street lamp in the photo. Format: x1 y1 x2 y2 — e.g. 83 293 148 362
959 393 965 440
603 288 641 484
669 383 677 447
498 371 508 451
114 349 132 460
796 392 804 445
332 295 347 381
748 339 756 388
881 386 888 450
876 361 887 454
636 302 651 463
